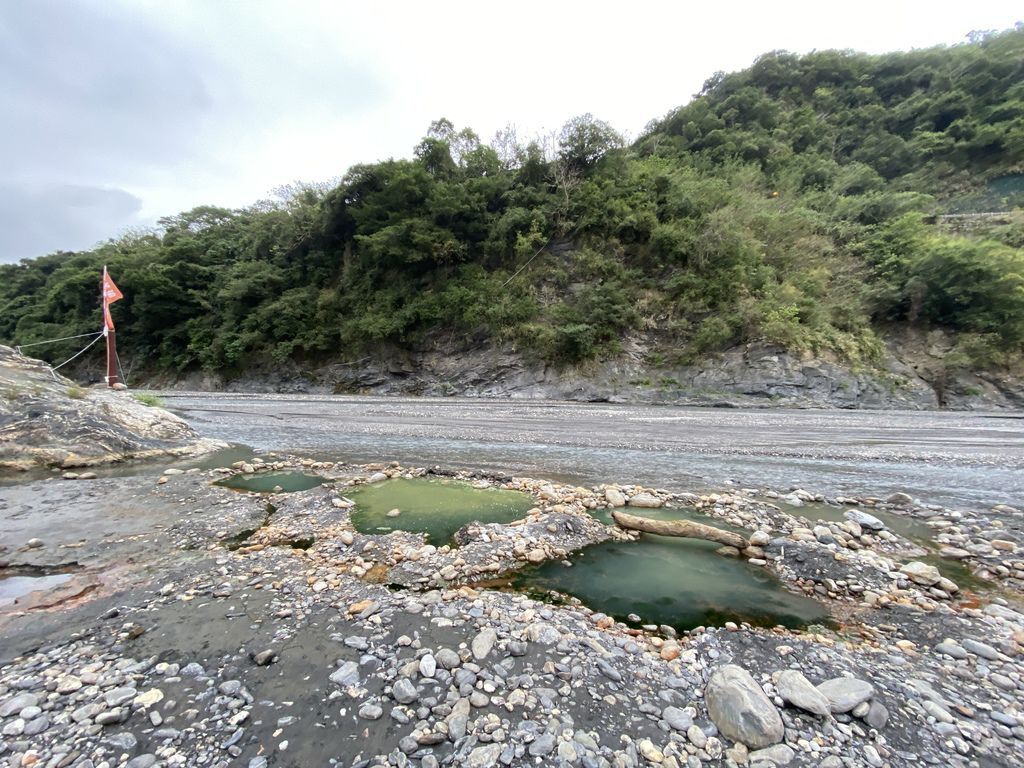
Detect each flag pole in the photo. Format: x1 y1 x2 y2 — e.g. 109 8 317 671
105 327 119 387
102 266 120 387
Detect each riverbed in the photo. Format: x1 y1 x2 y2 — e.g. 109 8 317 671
161 393 1024 510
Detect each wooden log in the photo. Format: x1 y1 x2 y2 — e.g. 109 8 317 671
612 510 749 550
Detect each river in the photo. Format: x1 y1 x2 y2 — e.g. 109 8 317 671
161 393 1024 511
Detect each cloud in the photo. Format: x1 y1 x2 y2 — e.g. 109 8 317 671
0 184 143 262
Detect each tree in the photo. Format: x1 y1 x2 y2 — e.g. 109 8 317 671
557 114 623 172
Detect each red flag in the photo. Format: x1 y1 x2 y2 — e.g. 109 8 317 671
102 266 123 331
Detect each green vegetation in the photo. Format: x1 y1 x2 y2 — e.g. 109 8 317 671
131 392 164 407
1 30 1022 378
66 385 85 399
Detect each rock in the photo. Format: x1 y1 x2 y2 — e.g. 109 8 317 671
776 670 830 717
705 665 785 749
638 739 664 763
467 743 503 768
358 703 383 720
26 538 44 549
662 706 693 731
126 756 158 768
961 638 1000 660
887 492 914 505
750 530 771 547
627 492 664 508
392 677 419 704
0 694 39 718
0 346 224 470
329 661 360 687
386 508 401 517
844 510 885 531
419 653 437 677
816 677 874 714
605 488 626 507
749 744 795 766
686 724 707 749
253 649 277 666
472 628 497 660
368 472 388 483
525 622 561 644
899 561 941 586
529 732 556 757
865 701 890 730
435 648 461 669
934 640 967 660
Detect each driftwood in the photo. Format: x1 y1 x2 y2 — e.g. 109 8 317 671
612 510 749 550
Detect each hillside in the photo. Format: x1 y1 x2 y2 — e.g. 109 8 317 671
2 28 1023 408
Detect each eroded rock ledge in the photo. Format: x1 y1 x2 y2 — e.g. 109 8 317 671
0 345 225 470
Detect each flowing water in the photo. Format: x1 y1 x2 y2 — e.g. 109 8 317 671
162 394 1024 511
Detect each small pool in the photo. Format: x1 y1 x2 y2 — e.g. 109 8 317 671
216 472 324 493
0 574 73 608
348 478 534 545
514 531 828 632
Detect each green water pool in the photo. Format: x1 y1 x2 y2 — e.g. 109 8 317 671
216 471 325 493
348 477 534 545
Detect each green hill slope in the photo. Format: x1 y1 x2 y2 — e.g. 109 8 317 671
2 28 1022 400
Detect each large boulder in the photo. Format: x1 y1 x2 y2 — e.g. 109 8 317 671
705 665 784 748
0 345 224 469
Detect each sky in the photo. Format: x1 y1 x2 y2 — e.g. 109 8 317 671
0 0 1020 263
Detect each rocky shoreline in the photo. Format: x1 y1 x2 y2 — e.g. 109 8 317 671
1 457 1023 768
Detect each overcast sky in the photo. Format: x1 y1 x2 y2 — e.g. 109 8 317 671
1 0 1020 263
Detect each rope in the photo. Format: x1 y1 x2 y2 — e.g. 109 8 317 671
49 333 104 376
501 240 550 288
15 331 103 353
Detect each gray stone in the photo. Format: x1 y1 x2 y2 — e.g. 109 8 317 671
899 561 941 586
467 743 503 768
392 677 419 704
662 706 693 731
329 661 360 687
705 665 785 749
126 757 158 768
864 700 889 730
749 744 795 765
104 686 137 707
816 677 874 714
435 648 461 669
776 670 830 717
525 622 561 645
358 703 383 720
529 732 556 756
0 694 38 718
934 641 967 660
472 628 497 660
248 759 269 768
845 509 885 530
961 638 1000 660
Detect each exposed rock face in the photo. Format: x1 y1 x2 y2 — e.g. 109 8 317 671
156 333 1023 410
705 665 785 748
0 345 224 469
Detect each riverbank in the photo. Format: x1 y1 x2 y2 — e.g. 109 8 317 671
2 456 1022 767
